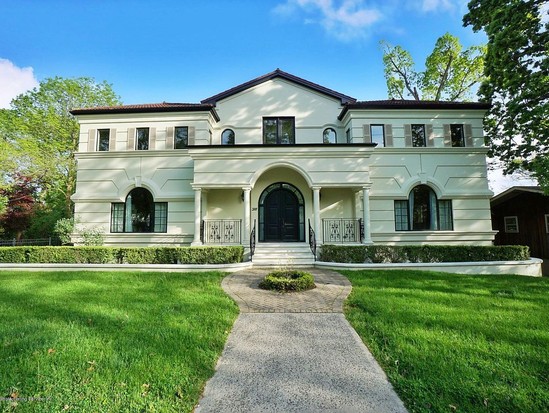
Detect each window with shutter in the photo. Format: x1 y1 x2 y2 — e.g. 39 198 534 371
97 129 110 151
450 124 465 147
175 127 188 148
370 125 385 147
411 124 426 147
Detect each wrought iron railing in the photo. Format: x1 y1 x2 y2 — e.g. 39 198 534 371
201 219 242 244
308 219 316 261
250 219 256 258
322 218 361 243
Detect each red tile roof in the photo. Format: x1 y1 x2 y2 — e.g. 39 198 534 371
70 102 219 121
338 99 490 120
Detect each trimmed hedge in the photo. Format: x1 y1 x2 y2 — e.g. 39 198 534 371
259 270 316 292
0 246 244 264
319 244 530 264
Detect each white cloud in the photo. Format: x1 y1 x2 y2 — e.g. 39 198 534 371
421 0 455 12
273 0 381 41
0 58 39 108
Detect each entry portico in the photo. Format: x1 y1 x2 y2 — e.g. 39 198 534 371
189 144 374 249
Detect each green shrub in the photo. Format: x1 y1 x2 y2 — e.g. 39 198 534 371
27 247 117 264
319 244 530 263
54 218 75 245
0 247 27 263
259 270 316 292
0 245 244 264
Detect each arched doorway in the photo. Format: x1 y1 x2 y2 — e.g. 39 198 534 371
259 182 305 242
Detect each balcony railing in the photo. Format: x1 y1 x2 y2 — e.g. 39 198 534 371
201 219 242 244
322 218 362 243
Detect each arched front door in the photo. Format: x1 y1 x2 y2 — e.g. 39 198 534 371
259 183 305 242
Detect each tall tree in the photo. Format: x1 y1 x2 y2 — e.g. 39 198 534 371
1 77 121 223
464 0 549 190
381 33 486 101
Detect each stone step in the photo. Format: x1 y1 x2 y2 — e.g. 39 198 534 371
252 242 315 266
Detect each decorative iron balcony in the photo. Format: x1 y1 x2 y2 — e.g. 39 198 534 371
201 219 242 244
322 218 363 243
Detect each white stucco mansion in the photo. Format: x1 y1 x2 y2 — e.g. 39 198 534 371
71 69 495 257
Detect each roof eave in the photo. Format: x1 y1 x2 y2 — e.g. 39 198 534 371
201 69 356 106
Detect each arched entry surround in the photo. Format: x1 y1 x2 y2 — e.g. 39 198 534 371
259 182 305 242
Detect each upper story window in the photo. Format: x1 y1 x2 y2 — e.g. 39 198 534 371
323 128 336 144
222 129 235 145
346 128 351 143
175 127 188 149
395 185 453 231
451 124 465 147
263 117 295 144
136 128 149 150
370 125 385 147
97 129 110 151
411 124 426 147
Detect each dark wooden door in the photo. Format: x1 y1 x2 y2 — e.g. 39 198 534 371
264 189 299 242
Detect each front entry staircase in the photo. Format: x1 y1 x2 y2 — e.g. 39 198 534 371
252 243 315 267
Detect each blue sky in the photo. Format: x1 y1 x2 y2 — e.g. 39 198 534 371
0 0 486 106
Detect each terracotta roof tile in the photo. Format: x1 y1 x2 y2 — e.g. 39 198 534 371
338 99 490 120
70 102 218 119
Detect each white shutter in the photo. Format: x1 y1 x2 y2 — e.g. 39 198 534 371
464 124 473 147
149 127 156 150
404 124 412 147
166 127 174 149
426 124 435 147
188 126 195 146
109 128 116 151
443 124 451 147
127 128 135 150
363 124 371 144
87 129 96 152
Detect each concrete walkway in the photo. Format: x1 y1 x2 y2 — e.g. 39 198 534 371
195 268 408 413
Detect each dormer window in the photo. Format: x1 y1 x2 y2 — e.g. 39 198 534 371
263 117 295 145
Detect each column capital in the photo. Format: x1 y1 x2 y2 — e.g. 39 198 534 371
311 186 322 191
361 184 372 191
241 186 252 192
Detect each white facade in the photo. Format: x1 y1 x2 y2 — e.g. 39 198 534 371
71 70 496 250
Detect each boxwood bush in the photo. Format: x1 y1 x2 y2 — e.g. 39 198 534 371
0 246 244 264
259 270 316 292
319 244 530 263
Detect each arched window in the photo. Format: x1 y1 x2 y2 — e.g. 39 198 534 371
221 129 235 145
111 188 167 233
323 128 337 144
394 185 453 231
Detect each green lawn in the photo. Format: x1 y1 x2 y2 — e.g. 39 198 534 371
0 271 238 412
343 270 549 413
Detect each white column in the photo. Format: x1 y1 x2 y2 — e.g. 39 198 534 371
191 187 202 246
242 187 251 246
312 186 321 244
362 185 373 244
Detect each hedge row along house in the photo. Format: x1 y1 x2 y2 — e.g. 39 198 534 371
70 69 495 263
